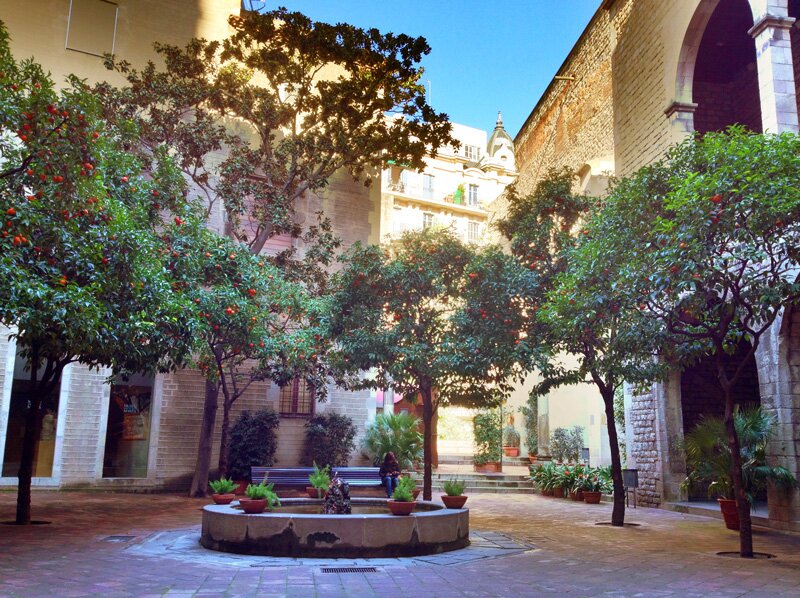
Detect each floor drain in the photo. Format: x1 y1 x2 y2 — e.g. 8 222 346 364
715 551 776 559
102 535 137 543
321 567 378 574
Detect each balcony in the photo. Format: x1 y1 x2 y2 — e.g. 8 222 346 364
383 182 487 214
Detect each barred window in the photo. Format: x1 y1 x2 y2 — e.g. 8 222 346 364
279 378 315 417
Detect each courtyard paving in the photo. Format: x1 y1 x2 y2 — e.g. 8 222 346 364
1 490 799 597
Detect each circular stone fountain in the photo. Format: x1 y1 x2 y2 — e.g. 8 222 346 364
200 498 469 558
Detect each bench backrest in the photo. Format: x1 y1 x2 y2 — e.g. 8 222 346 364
251 466 382 486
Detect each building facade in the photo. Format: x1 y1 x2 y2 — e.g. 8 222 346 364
507 0 800 530
0 0 380 492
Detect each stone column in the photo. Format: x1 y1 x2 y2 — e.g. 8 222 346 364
664 101 698 136
748 14 799 133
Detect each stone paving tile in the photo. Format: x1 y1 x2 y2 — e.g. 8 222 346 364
1 491 800 596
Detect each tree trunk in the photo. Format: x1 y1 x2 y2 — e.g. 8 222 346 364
189 380 220 497
217 395 233 479
601 387 625 527
15 388 43 525
722 387 754 557
420 385 434 501
431 407 439 469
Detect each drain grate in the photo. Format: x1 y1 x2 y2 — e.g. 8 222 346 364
102 535 137 543
321 567 378 574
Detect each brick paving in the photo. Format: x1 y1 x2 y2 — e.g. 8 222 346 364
1 490 799 597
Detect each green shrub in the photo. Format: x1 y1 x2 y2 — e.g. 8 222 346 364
473 409 502 465
443 478 465 496
302 412 356 467
208 477 237 494
362 412 422 470
520 393 538 456
549 425 583 463
228 409 280 480
392 475 417 502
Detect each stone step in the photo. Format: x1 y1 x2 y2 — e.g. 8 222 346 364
428 485 537 495
413 472 533 482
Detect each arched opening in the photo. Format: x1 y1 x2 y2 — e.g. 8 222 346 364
680 339 762 503
693 0 762 134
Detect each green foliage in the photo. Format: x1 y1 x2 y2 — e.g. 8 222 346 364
361 412 422 471
682 407 797 504
244 481 281 509
309 462 331 490
502 425 520 448
555 463 587 492
391 475 417 502
443 478 465 497
99 8 454 256
208 478 237 494
520 393 539 456
303 413 356 467
549 426 584 463
531 462 558 491
472 409 502 466
579 467 612 493
227 409 280 480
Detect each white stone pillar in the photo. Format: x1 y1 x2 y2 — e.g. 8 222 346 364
748 14 799 133
665 101 698 137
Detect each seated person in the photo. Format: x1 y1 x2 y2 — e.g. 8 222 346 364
379 451 401 497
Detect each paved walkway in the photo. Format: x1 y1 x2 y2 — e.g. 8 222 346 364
1 490 799 597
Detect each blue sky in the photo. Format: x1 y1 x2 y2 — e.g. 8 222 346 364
258 1 601 139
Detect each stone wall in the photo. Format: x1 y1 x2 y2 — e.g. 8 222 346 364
626 386 661 506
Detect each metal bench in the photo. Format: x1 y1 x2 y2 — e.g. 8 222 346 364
250 466 383 489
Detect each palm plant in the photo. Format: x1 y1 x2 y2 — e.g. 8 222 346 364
682 407 797 506
362 412 423 471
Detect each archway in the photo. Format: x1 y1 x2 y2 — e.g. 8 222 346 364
693 0 762 133
788 1 800 116
680 340 762 501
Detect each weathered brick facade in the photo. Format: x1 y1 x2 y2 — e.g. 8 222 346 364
511 0 800 530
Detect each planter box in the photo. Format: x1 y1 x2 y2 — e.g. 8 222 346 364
474 462 502 473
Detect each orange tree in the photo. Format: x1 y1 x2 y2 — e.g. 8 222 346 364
165 217 328 496
0 23 194 523
599 128 800 555
96 7 455 255
496 169 666 527
326 228 535 500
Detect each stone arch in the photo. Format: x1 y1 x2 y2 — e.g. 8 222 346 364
674 0 722 105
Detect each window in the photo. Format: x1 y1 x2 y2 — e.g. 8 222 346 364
464 145 480 161
392 206 403 235
468 221 480 243
66 0 118 57
103 372 155 478
422 174 435 199
279 378 315 417
422 212 434 229
468 184 479 206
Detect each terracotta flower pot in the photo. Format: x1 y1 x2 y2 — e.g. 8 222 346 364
583 491 602 504
387 500 416 516
412 488 421 500
211 493 236 505
306 486 327 499
474 462 501 473
239 498 267 514
233 481 248 495
503 446 520 457
570 490 584 501
717 498 740 531
552 487 565 498
441 495 468 509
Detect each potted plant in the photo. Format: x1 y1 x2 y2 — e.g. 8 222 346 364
502 425 521 457
560 464 586 501
580 467 609 504
307 462 331 499
682 407 797 530
441 478 468 508
473 409 502 473
239 481 281 514
531 462 558 496
208 477 238 505
387 475 417 516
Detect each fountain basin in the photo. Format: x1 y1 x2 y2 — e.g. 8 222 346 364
200 498 469 557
